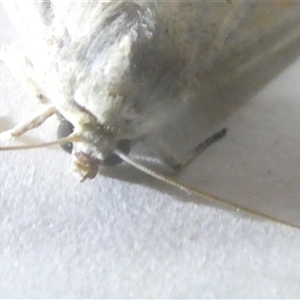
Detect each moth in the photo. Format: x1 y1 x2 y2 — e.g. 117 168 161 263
1 1 300 228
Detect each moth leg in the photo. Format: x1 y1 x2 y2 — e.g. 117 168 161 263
0 45 48 103
0 106 55 141
157 128 227 170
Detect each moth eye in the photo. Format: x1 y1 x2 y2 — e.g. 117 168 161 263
102 139 131 166
57 119 74 154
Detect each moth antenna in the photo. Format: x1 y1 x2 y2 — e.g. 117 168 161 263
0 106 56 140
0 133 82 151
115 150 300 230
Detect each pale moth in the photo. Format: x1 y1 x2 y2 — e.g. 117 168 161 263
1 1 300 228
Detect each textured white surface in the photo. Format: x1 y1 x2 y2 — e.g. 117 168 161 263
1 4 300 298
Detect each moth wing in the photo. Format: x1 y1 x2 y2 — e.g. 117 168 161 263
145 2 300 226
146 1 300 158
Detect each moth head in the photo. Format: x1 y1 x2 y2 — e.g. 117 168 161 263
56 118 130 181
